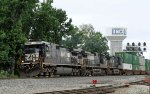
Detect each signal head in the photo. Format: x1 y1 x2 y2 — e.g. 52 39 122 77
143 42 146 46
138 42 141 46
132 42 135 46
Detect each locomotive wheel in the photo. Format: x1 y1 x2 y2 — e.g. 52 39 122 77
80 69 86 76
119 70 123 75
76 69 80 76
72 68 76 76
49 69 55 77
91 70 94 76
73 69 79 76
103 70 106 76
38 67 56 77
18 64 42 77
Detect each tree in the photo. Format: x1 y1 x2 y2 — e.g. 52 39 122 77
80 24 109 53
82 32 108 53
21 0 39 38
61 26 84 48
79 24 94 38
30 0 74 44
61 24 96 49
61 24 109 54
0 0 37 73
0 0 75 75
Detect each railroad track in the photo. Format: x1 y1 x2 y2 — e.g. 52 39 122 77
34 84 130 94
34 77 150 94
0 75 148 94
129 80 150 86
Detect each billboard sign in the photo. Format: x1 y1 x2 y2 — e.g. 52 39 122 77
112 28 126 35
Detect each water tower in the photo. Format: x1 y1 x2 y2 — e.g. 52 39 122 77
106 27 127 56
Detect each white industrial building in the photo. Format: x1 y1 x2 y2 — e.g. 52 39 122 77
105 27 127 56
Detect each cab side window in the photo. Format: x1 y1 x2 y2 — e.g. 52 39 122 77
46 45 49 52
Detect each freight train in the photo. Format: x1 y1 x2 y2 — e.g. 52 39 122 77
17 41 150 77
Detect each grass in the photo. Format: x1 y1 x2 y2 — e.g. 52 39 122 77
0 70 18 79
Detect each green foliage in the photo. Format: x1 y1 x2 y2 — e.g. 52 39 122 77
0 0 31 72
0 70 18 78
0 0 74 75
62 24 109 53
82 32 108 53
0 0 108 76
79 24 95 38
21 0 40 38
0 70 10 78
30 0 74 44
61 26 84 48
80 24 108 53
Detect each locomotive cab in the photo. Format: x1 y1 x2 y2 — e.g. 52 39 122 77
21 41 46 65
23 48 39 63
18 41 48 77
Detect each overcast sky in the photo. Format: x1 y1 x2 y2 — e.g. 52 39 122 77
52 0 150 58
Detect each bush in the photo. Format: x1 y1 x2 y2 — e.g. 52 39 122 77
0 70 9 78
0 70 18 78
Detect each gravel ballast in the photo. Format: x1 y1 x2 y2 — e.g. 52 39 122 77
110 85 150 94
0 75 148 94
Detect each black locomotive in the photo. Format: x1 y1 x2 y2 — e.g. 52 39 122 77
17 41 147 77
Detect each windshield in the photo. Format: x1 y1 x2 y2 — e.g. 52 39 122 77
25 48 39 54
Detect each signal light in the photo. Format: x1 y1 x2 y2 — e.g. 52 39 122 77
143 48 146 51
126 42 147 53
132 42 135 46
143 42 146 46
138 42 141 46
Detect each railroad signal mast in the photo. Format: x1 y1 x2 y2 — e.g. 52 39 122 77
124 42 147 55
105 27 147 56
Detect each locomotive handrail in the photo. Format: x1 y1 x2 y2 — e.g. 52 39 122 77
38 56 44 68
